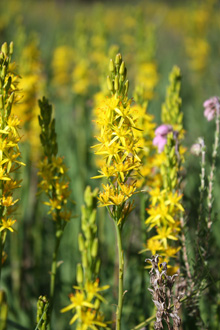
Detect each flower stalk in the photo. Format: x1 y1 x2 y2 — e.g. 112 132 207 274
0 41 24 282
61 186 109 329
37 97 72 328
92 53 142 329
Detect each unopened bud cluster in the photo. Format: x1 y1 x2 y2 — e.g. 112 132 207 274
77 186 100 283
37 97 72 223
107 53 129 99
61 186 109 327
145 66 184 273
36 295 50 330
0 42 25 236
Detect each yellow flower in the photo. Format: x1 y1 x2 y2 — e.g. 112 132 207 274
44 198 62 213
84 280 109 303
51 156 67 174
164 191 184 212
119 183 136 198
3 115 21 137
0 218 16 232
60 291 94 325
146 203 175 229
0 167 11 181
161 246 181 259
91 165 115 179
79 309 107 330
1 196 19 207
1 151 25 173
153 226 178 249
142 237 164 255
149 187 161 206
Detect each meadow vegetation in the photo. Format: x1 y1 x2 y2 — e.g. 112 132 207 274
0 0 220 329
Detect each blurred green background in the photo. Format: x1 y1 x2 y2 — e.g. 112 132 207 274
1 0 220 329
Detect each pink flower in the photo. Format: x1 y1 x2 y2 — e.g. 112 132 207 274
153 124 173 153
203 96 220 121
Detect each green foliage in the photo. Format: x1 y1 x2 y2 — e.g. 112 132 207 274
0 1 220 329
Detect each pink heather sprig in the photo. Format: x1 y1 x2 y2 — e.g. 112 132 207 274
203 96 220 121
153 124 173 152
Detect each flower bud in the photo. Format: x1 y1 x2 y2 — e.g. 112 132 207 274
0 95 3 109
171 177 177 188
1 65 6 79
109 59 115 73
124 80 129 94
169 146 176 159
78 233 85 252
114 75 119 91
8 91 14 104
170 168 176 180
3 76 11 93
119 61 125 75
82 251 88 268
89 209 97 225
91 238 98 257
84 185 92 207
1 42 8 56
95 258 101 275
85 226 91 240
94 299 101 309
120 68 127 82
107 76 114 91
9 42 13 55
115 53 122 65
76 263 84 284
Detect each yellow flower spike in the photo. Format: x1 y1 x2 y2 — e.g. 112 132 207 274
92 53 142 330
0 42 25 280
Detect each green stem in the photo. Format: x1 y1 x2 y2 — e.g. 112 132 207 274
48 226 63 329
140 194 147 243
0 231 6 284
115 223 124 330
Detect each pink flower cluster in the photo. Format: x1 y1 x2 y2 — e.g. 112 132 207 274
203 96 220 121
153 124 173 153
